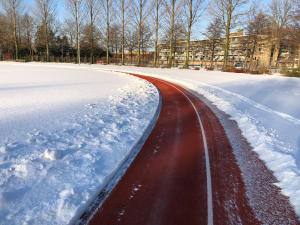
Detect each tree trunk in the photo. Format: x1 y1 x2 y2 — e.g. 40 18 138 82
168 0 175 68
298 44 300 67
153 0 159 67
211 41 216 66
251 40 258 68
272 40 280 67
61 46 63 62
266 24 274 67
223 0 232 69
106 0 109 64
244 38 249 67
13 4 18 60
292 45 296 68
121 0 125 65
26 22 32 61
137 0 142 66
44 20 49 62
90 4 94 64
116 44 118 64
185 0 192 68
250 50 254 68
75 2 79 64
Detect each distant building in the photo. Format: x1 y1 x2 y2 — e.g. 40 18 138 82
158 29 298 68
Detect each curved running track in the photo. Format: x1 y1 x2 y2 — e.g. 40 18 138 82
82 73 299 225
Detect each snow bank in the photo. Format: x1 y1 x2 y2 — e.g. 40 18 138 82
0 63 159 224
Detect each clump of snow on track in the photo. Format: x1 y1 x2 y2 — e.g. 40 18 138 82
0 63 159 225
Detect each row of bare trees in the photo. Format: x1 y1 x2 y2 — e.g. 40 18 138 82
203 0 300 68
0 0 300 68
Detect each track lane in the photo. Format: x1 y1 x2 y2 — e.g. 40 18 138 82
89 74 208 224
85 73 299 225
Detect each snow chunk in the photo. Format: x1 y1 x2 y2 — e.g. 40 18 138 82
41 149 61 162
59 189 76 199
0 146 10 153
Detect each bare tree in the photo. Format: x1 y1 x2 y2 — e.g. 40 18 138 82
64 19 76 58
183 0 207 68
163 21 186 63
84 0 101 63
140 23 152 63
132 0 151 66
55 34 69 61
109 23 121 60
1 0 25 59
209 0 251 69
34 0 57 62
34 22 58 58
0 13 11 58
80 22 103 58
164 0 181 67
203 17 224 66
22 12 35 60
268 0 294 67
100 0 114 64
64 0 84 63
244 10 270 68
164 0 182 68
293 0 300 67
117 0 131 65
125 28 138 64
152 0 163 66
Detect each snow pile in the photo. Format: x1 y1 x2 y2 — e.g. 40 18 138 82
41 149 62 162
0 63 159 225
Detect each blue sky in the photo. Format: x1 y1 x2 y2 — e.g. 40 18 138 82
27 0 64 20
3 0 273 41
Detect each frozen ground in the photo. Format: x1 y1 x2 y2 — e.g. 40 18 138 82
1 62 300 223
0 63 159 224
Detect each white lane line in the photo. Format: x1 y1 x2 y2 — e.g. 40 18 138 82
150 77 213 225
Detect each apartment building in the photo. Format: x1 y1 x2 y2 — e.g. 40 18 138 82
158 29 298 68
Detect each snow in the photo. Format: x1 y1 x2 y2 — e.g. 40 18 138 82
0 62 159 224
1 62 300 223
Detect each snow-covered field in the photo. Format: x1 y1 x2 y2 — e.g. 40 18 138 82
0 63 159 224
1 62 300 223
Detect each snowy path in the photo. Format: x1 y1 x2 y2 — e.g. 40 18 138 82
85 74 298 224
0 63 159 224
81 64 300 220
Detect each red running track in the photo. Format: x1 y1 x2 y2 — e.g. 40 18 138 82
86 74 299 225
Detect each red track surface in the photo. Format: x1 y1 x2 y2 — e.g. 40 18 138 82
87 74 299 225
